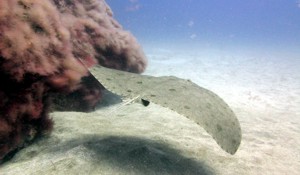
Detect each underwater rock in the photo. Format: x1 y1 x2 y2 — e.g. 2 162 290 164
0 0 146 161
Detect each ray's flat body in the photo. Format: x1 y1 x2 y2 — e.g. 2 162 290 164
88 65 242 154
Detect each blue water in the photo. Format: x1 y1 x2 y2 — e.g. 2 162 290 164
106 0 300 55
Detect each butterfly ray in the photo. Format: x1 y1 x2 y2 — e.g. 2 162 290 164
89 65 242 154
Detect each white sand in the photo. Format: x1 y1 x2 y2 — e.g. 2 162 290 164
144 45 300 174
1 45 299 174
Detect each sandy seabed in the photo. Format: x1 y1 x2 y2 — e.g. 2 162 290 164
144 45 300 175
1 45 300 175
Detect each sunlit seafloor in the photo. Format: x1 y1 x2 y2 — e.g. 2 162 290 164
1 43 299 174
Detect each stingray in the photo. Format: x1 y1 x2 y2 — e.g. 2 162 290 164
86 65 242 154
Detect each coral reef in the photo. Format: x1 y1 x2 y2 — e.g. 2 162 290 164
0 0 146 162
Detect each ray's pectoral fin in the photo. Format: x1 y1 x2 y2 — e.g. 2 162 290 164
88 65 242 155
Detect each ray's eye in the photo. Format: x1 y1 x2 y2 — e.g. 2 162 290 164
141 99 150 106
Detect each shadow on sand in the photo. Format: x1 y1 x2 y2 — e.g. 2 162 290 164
47 135 216 175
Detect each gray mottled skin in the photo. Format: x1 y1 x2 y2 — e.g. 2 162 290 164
88 65 242 154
